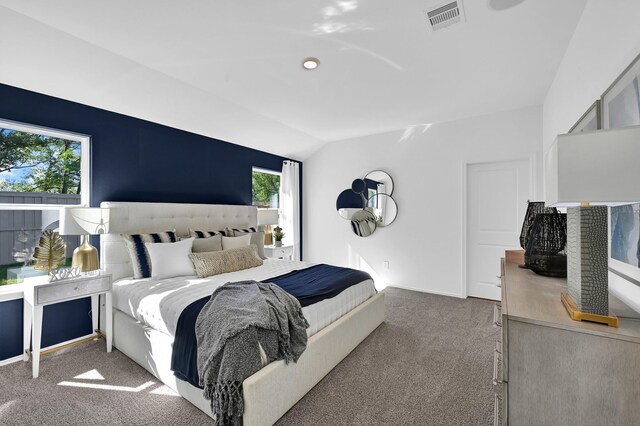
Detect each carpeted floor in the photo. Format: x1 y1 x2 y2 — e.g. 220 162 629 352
0 288 499 425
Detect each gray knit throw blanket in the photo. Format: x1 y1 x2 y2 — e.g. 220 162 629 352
196 280 310 426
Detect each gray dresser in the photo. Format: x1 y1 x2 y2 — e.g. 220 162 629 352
494 258 640 425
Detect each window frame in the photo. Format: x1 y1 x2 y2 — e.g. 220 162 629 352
0 118 91 210
0 119 90 297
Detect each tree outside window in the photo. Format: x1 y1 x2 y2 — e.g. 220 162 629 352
252 169 280 209
0 129 81 194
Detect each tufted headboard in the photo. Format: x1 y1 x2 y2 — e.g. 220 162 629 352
99 201 258 282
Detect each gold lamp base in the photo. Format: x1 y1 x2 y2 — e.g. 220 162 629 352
561 292 619 327
264 225 274 246
72 235 99 272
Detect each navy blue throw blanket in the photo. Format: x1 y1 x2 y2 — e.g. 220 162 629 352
171 264 372 387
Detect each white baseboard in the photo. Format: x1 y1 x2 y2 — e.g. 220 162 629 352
386 284 465 299
0 354 23 367
43 332 98 352
0 332 97 366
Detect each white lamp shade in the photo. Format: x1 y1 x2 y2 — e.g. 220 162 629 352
257 208 279 225
546 125 640 206
59 207 110 235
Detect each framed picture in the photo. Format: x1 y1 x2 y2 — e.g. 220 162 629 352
568 100 601 133
610 203 640 286
601 53 640 129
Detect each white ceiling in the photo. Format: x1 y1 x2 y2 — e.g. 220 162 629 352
0 0 587 159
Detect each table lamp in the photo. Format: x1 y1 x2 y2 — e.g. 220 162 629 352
59 207 110 272
257 208 279 245
546 124 640 327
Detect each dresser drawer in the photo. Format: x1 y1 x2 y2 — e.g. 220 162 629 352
273 247 291 257
266 246 293 258
36 276 111 305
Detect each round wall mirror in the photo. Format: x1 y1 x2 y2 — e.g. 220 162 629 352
367 193 398 227
364 170 394 196
350 210 377 237
351 178 367 194
336 189 365 220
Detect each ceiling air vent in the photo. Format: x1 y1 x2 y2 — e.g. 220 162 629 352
425 1 465 32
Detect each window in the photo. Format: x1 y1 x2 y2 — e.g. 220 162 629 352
0 119 89 287
252 167 280 209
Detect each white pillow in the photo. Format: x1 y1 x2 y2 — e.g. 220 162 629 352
145 237 196 279
222 234 252 250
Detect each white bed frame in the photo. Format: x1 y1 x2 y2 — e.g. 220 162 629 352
100 201 385 425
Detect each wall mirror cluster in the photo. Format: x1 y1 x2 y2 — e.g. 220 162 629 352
335 170 398 237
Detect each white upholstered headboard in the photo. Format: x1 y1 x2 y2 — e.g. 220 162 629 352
100 201 258 282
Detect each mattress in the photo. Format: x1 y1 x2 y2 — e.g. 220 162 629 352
112 259 376 337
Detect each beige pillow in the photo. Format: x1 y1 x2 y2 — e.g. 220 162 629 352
192 234 223 253
221 233 251 250
189 245 263 278
233 230 266 259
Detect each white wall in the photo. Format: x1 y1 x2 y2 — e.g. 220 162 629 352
543 1 640 152
304 106 542 297
542 0 640 312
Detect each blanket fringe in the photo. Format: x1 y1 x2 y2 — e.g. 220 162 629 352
205 381 243 426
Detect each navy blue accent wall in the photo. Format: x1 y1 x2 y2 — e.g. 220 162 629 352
0 299 23 360
0 83 302 361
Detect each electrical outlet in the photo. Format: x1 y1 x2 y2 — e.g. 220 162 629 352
384 261 390 269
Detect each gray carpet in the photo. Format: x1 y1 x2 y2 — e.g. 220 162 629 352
0 288 499 425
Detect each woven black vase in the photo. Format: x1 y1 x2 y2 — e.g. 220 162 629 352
525 213 567 277
519 201 558 269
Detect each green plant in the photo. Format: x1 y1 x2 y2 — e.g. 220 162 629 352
273 226 285 242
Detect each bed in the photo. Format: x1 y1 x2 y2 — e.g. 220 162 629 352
99 201 385 425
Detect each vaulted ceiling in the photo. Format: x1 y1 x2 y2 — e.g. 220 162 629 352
0 0 587 158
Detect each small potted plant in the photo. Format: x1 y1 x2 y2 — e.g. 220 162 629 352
273 226 285 247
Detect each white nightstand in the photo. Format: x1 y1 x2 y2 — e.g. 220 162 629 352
23 272 112 378
264 244 294 260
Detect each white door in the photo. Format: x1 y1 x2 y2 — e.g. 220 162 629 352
466 159 531 300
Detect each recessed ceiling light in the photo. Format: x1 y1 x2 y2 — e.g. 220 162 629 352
302 57 320 70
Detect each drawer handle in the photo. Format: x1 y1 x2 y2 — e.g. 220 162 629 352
493 349 503 386
74 286 79 291
493 303 502 327
494 394 503 426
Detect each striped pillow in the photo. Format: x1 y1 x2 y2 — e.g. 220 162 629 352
123 231 178 279
228 227 257 235
188 228 228 238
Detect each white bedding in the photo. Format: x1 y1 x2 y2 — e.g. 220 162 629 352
112 259 376 337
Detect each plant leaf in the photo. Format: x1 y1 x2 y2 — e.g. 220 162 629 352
33 230 66 275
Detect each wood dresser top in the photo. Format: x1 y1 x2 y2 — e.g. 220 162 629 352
502 259 640 344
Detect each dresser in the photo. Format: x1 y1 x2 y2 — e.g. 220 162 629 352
495 258 640 425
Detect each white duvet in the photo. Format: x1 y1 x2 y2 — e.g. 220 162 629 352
112 259 376 337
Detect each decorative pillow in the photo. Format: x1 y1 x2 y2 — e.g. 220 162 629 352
232 229 266 259
192 234 223 253
222 234 252 250
189 245 263 278
228 227 258 234
188 228 228 238
123 231 178 279
145 238 196 279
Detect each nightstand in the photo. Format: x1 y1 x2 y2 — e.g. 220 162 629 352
264 245 294 260
23 272 112 378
